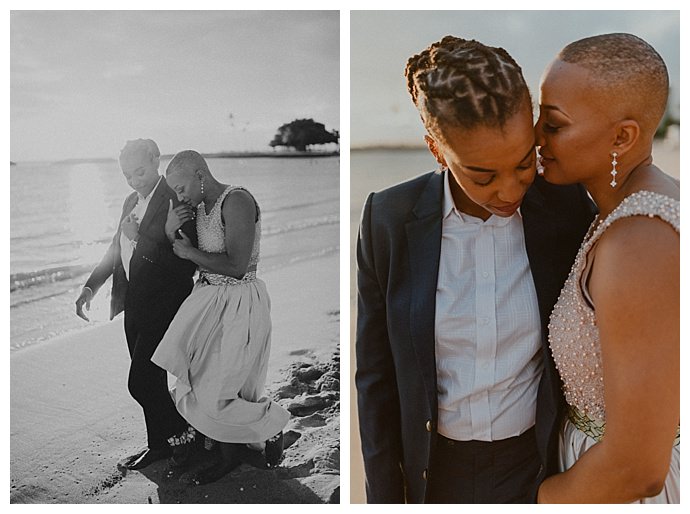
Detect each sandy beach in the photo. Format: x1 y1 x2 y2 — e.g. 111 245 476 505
10 252 340 504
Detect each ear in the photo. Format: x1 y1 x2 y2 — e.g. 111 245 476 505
611 119 640 157
424 134 447 169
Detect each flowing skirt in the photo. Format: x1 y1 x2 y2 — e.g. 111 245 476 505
560 418 680 503
152 278 290 444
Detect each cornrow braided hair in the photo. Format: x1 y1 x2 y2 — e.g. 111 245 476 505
405 35 531 131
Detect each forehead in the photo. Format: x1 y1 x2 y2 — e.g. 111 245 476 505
540 59 602 112
440 107 535 168
120 151 151 172
166 171 192 188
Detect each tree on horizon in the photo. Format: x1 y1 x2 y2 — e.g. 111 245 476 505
269 119 339 152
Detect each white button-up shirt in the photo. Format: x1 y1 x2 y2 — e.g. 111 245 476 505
435 170 543 441
120 176 162 280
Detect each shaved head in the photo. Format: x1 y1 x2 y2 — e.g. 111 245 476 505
558 33 669 134
166 150 209 177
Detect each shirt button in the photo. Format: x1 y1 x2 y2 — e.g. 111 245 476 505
426 420 432 432
482 271 489 278
422 469 428 481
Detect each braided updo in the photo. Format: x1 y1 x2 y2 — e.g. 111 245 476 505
405 36 531 134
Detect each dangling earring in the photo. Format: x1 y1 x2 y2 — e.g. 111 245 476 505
199 177 205 196
610 152 618 188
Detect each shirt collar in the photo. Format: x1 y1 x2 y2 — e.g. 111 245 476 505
138 175 163 202
442 169 519 226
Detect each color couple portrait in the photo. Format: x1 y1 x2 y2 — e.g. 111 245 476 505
351 9 679 505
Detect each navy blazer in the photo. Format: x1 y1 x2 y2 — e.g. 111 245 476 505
85 177 197 322
355 170 595 503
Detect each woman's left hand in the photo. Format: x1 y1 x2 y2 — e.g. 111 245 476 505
172 230 195 260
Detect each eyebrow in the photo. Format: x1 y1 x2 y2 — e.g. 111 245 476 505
464 143 536 173
540 104 570 117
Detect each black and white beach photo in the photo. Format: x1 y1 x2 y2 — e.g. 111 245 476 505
10 10 340 504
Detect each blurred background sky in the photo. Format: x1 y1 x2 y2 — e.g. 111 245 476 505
351 10 680 148
10 10 340 162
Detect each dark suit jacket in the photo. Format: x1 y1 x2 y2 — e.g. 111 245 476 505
355 170 596 503
84 177 197 324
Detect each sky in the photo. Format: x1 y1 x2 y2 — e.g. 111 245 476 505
10 10 340 161
351 10 680 148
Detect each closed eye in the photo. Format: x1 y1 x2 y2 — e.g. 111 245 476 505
474 175 496 187
517 155 535 170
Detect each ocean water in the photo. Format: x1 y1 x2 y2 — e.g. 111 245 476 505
10 156 339 350
349 148 436 298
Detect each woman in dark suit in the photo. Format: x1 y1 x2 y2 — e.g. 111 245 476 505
355 36 595 503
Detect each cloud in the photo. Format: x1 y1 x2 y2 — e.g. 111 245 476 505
102 63 146 80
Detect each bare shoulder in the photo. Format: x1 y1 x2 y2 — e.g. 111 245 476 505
592 215 678 293
598 214 678 259
222 188 254 211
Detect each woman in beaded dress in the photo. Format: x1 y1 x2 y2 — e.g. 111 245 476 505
152 150 290 484
534 34 679 503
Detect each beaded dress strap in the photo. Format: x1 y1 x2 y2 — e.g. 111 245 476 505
578 190 679 308
584 190 679 251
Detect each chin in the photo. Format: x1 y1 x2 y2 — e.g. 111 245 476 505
542 167 575 186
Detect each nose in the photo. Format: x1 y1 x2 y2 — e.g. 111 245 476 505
534 119 546 148
497 172 527 205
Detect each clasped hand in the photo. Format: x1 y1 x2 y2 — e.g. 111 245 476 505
121 213 139 241
166 199 195 241
172 230 195 260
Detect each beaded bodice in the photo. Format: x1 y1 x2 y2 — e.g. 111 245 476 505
549 191 680 421
196 185 260 286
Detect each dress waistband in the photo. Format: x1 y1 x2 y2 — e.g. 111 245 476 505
568 405 680 446
198 269 257 286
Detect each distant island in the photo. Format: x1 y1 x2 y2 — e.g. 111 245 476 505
351 144 426 152
173 150 339 160
52 157 118 165
50 150 338 166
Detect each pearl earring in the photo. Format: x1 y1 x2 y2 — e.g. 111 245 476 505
610 152 618 188
200 177 205 195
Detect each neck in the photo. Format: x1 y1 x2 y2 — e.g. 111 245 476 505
202 178 227 208
137 175 159 198
584 153 653 219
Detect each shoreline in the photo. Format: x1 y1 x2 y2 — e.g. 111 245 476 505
10 252 339 504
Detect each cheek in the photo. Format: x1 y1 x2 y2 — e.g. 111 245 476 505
457 177 494 204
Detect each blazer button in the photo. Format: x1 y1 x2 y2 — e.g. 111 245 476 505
422 469 428 481
425 420 432 432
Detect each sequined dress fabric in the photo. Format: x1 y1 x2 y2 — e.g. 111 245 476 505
548 190 680 503
197 186 260 285
152 186 290 444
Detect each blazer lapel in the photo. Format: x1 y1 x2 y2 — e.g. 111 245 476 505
138 176 166 234
521 182 559 351
405 171 444 411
